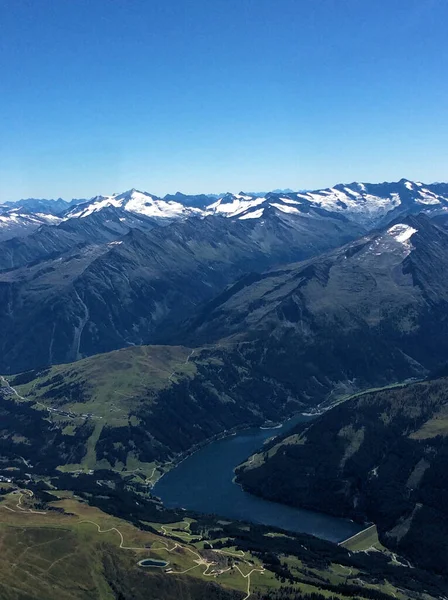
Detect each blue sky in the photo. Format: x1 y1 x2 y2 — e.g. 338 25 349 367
1 0 447 200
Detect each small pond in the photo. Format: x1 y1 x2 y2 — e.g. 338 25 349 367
138 558 169 568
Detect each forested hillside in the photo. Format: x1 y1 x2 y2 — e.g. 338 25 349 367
237 376 448 575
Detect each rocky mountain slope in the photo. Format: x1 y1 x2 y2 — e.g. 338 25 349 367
0 206 157 271
0 209 361 374
1 177 446 267
236 376 448 576
206 179 448 226
1 196 86 214
0 209 62 241
179 215 448 403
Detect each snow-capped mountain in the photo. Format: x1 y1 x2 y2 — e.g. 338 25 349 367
2 180 448 243
0 196 87 241
0 209 62 241
206 192 320 220
295 179 448 226
206 179 448 226
2 180 448 375
1 197 85 215
66 189 204 220
59 179 448 228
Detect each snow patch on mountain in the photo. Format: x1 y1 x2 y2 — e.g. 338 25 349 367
206 196 266 217
0 211 63 241
239 208 265 219
363 222 419 260
69 196 122 217
36 213 61 222
296 187 401 226
271 203 301 215
387 223 418 244
415 189 442 205
117 190 203 218
280 197 301 205
0 212 61 228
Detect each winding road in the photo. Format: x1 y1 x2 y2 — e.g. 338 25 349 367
1 489 47 515
2 490 263 599
78 518 264 598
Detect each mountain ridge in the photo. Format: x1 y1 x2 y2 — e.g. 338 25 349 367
3 179 448 233
0 208 361 373
174 214 448 403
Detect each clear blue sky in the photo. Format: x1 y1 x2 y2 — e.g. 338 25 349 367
1 0 447 200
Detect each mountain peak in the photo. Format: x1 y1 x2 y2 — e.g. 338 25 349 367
117 188 155 200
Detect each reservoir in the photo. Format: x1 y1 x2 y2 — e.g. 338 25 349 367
154 414 363 543
138 558 169 568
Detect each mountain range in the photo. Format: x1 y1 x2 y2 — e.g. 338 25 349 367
2 179 448 375
2 179 448 598
4 211 448 469
0 209 360 373
177 214 448 402
3 178 448 237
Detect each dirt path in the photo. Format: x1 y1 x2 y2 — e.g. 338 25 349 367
78 520 152 551
3 490 264 599
79 517 264 596
168 349 196 382
234 564 264 600
1 376 26 401
1 489 48 515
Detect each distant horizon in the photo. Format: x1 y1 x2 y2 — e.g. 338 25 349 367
1 176 446 204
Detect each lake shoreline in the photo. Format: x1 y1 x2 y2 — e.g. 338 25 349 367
154 412 363 544
152 410 306 490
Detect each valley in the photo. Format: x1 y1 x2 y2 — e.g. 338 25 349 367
153 414 363 542
2 181 448 599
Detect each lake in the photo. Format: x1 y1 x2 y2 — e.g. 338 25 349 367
154 414 363 543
